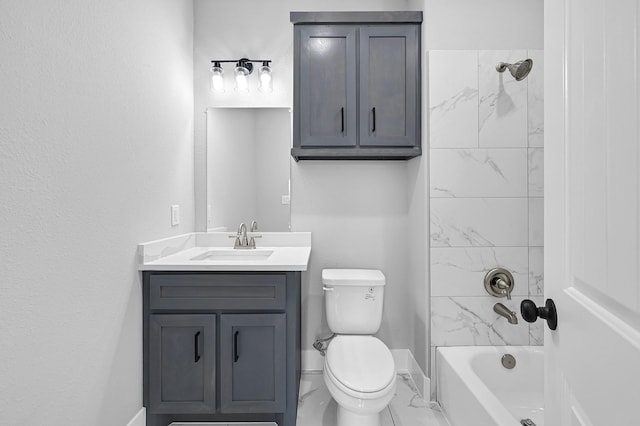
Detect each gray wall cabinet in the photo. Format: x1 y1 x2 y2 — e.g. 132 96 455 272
143 271 301 426
291 12 422 160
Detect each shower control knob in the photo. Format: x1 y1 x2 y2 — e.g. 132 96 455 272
520 299 558 330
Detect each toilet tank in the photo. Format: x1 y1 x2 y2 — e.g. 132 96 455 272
322 269 386 334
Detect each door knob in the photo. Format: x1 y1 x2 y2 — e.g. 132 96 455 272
520 298 558 330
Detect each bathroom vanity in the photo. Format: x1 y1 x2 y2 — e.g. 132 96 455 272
138 232 311 426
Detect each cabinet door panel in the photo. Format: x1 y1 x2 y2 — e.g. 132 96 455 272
220 313 286 413
359 26 418 147
148 314 216 414
298 26 357 147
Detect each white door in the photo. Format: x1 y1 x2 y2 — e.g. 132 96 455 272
545 0 640 424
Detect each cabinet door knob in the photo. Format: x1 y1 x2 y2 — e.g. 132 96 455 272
194 331 201 363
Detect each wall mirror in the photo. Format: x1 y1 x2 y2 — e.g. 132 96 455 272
206 107 291 232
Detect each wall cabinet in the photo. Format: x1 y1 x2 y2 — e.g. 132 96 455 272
143 272 300 426
291 12 422 160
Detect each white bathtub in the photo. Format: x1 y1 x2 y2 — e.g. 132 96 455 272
436 346 544 426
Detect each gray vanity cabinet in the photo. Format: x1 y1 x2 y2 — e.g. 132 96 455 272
143 271 301 426
291 12 422 160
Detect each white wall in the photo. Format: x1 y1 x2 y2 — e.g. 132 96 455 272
410 0 543 50
0 1 194 424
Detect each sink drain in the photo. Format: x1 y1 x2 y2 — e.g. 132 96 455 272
521 419 537 426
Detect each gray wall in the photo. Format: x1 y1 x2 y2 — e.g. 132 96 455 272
0 0 194 424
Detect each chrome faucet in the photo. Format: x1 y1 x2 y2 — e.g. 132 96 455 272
494 303 518 324
229 221 261 249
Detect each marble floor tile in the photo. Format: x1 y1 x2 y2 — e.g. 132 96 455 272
296 371 450 426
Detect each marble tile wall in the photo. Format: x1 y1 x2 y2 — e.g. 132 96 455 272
429 50 544 351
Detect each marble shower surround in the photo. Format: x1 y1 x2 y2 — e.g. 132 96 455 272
429 50 544 350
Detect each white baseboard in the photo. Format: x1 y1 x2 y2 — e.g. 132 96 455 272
393 349 430 399
302 349 324 371
302 348 430 399
126 407 145 426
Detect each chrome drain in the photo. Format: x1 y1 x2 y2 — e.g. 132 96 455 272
521 419 537 426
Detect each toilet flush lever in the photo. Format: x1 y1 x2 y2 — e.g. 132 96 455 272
322 286 334 292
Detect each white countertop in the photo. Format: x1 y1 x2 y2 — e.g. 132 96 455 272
138 232 311 271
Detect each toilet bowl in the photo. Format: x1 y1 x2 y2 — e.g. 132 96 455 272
323 335 396 426
321 269 396 426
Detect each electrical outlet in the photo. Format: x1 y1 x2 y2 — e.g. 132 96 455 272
171 204 180 226
281 195 290 205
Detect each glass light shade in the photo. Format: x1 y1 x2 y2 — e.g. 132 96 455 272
210 65 225 93
258 65 273 93
234 66 250 92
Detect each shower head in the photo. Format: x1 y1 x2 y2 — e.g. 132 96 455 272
495 59 533 81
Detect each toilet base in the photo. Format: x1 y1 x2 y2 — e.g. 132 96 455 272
337 405 381 426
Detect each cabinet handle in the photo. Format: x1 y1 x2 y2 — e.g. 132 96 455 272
194 331 201 363
341 107 344 133
234 330 240 362
372 107 376 132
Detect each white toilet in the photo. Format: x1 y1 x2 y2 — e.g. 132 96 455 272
321 269 396 426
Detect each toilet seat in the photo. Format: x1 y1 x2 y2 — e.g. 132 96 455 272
325 335 395 398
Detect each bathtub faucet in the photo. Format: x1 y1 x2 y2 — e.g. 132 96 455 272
493 303 518 324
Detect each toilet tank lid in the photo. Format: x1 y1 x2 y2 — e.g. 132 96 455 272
322 269 386 286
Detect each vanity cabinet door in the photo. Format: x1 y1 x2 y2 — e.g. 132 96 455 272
219 313 286 413
359 25 419 147
296 25 357 148
148 314 216 414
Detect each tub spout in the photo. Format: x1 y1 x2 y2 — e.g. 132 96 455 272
493 303 518 324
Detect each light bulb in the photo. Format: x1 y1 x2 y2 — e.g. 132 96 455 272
209 64 225 93
234 66 250 92
258 64 273 93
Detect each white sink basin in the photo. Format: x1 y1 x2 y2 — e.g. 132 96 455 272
191 249 274 261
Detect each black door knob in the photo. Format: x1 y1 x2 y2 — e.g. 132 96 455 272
520 298 558 330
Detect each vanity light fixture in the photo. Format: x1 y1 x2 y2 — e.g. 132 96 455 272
209 58 273 93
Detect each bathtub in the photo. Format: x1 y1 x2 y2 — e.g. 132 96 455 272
436 346 544 426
